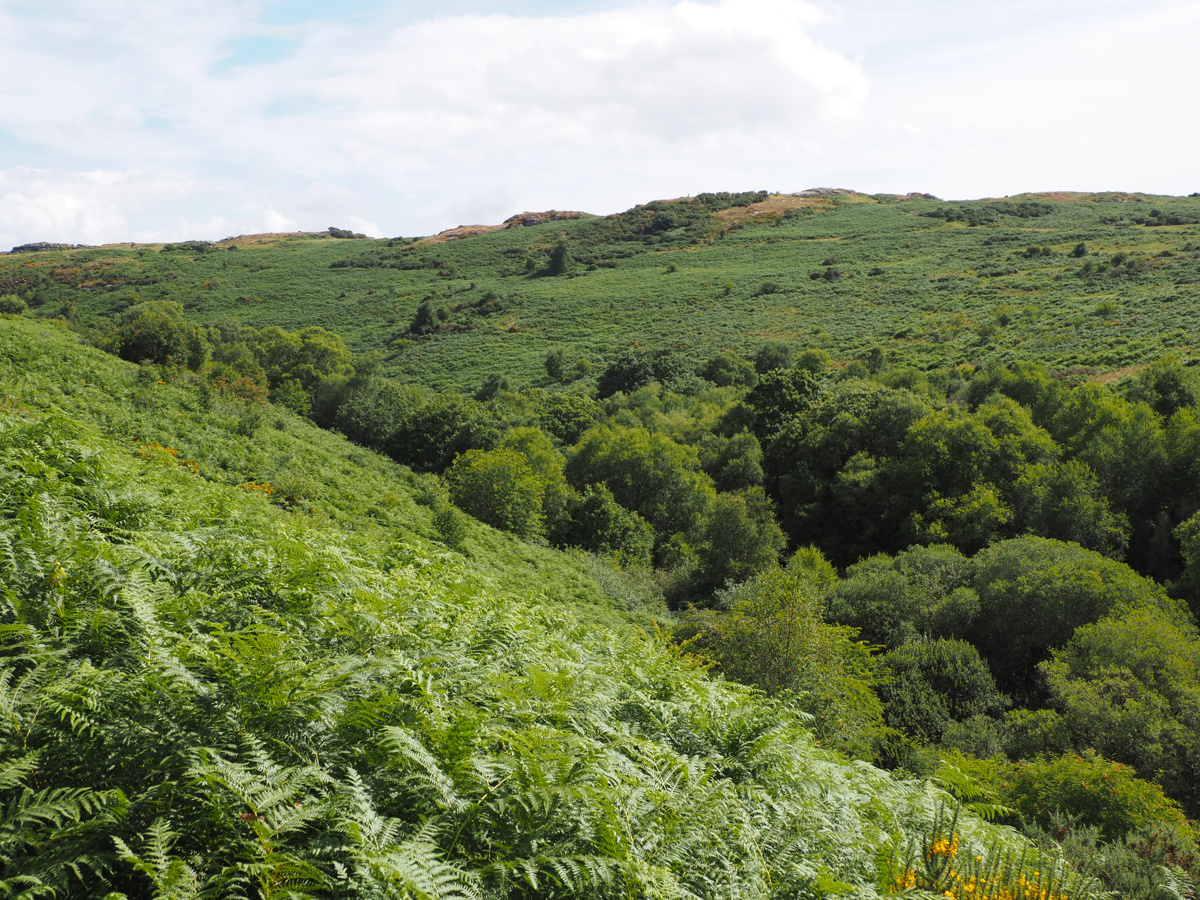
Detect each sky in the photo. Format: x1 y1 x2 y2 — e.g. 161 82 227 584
1 0 1197 247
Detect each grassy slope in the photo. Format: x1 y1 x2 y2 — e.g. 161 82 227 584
5 191 1200 392
0 313 1090 898
0 315 625 620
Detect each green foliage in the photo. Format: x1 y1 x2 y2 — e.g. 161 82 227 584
409 299 441 335
1041 605 1200 814
595 348 689 398
705 429 764 492
876 639 1007 745
1004 752 1190 840
794 347 832 373
969 536 1176 694
544 348 566 381
693 486 786 593
828 543 978 649
1010 459 1129 557
744 367 823 438
764 379 933 562
556 483 653 568
446 447 546 538
111 300 209 370
547 239 571 275
680 557 884 758
565 423 710 547
0 294 1121 900
698 350 757 388
1123 355 1200 418
753 341 793 374
0 294 27 315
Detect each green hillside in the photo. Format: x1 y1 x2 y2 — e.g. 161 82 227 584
0 315 1102 899
6 188 1200 898
5 190 1200 392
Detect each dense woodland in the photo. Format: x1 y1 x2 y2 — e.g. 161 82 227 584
4 191 1200 898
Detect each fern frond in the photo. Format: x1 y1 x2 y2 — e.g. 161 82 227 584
113 819 200 900
381 725 467 813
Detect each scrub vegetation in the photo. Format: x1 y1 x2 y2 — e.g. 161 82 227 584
3 187 1200 898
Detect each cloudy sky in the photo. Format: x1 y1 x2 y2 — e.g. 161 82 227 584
1 0 1197 246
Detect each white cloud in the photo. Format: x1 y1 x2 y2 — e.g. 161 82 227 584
0 0 1197 243
0 0 866 240
0 168 193 248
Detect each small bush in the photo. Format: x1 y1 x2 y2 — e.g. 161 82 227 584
447 447 545 539
0 293 27 314
432 504 469 552
1004 751 1190 840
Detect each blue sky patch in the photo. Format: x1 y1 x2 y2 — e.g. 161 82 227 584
212 36 299 74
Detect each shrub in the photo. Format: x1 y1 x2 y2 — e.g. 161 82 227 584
544 349 566 381
558 483 653 568
565 423 710 544
113 300 209 370
1003 751 1190 840
827 543 977 648
698 350 757 388
1041 605 1200 814
0 293 27 314
680 557 883 758
744 368 823 438
474 373 509 401
596 348 689 398
409 300 441 335
432 504 469 552
876 639 1007 745
548 239 571 275
694 486 786 593
446 447 545 538
753 341 793 374
793 347 831 373
968 536 1174 695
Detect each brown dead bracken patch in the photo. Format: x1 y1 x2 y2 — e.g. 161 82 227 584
419 211 588 246
714 191 856 227
212 232 328 248
1094 365 1144 384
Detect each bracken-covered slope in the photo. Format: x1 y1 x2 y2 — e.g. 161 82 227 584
0 316 1096 898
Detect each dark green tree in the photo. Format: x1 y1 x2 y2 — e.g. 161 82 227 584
446 447 545 538
876 639 1007 745
698 351 757 388
544 349 566 381
558 483 654 568
753 342 793 374
409 300 441 335
113 300 209 370
969 536 1180 696
565 424 712 547
1041 606 1200 814
548 239 571 275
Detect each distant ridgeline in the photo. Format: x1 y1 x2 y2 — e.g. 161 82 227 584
3 190 1200 897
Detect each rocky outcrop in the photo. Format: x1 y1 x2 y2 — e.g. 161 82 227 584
501 210 586 229
10 242 95 253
